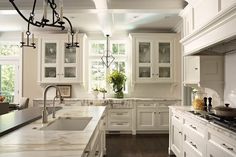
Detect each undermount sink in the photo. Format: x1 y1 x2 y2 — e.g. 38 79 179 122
41 117 92 131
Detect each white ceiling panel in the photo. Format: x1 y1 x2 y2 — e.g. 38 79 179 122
0 0 185 34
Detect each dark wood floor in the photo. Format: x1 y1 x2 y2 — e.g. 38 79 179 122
106 134 171 157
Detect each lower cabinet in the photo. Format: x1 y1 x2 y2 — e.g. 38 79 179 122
136 102 169 131
170 110 183 157
207 128 236 157
106 108 133 131
82 114 106 157
169 107 236 157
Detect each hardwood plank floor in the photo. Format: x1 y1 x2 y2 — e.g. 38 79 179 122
106 134 172 157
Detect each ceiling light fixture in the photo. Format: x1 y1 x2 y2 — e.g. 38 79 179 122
101 34 115 68
9 0 79 49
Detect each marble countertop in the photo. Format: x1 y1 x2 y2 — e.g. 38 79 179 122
0 106 106 157
34 97 181 101
169 106 236 138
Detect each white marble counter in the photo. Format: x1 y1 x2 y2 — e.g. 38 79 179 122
34 97 181 101
169 106 236 139
0 106 106 157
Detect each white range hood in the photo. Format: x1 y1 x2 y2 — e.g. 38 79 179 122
180 1 236 56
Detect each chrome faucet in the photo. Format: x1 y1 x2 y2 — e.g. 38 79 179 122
42 85 63 123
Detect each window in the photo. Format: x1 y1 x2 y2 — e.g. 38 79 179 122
88 39 128 92
0 42 21 103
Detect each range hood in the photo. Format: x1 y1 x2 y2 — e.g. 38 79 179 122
181 3 236 56
194 36 236 55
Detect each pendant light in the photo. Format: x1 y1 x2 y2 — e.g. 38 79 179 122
101 35 115 68
9 0 79 49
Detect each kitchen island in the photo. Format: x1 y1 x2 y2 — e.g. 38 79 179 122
169 106 236 157
0 106 106 157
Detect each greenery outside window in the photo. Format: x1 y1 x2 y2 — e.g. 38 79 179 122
88 39 128 93
0 43 21 103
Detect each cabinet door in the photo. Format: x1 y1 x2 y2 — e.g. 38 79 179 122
42 40 60 82
136 39 154 82
61 41 81 82
157 106 169 130
184 56 200 84
171 115 183 157
155 41 172 81
136 107 157 130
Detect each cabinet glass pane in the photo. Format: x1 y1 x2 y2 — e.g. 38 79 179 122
159 67 170 78
159 42 170 63
139 42 151 63
64 67 76 78
45 67 56 78
139 67 151 78
45 43 57 63
64 44 76 63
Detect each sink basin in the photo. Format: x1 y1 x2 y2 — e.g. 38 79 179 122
41 117 92 131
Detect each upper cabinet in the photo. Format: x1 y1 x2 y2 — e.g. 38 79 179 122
180 0 236 55
38 34 87 84
130 33 179 83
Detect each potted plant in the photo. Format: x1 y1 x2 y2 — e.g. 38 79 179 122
108 70 126 98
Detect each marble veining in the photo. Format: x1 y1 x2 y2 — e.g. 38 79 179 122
0 106 106 157
169 106 236 138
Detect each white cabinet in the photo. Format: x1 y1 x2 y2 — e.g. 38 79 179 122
184 55 224 99
137 103 157 130
106 109 133 131
39 34 87 84
82 113 106 157
136 102 170 131
170 110 183 157
180 1 236 55
106 100 134 133
183 117 207 157
184 55 224 84
130 33 178 83
207 128 236 157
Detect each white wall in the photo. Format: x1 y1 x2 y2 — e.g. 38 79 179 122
224 53 236 108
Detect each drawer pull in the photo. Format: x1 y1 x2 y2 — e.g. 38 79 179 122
83 151 90 157
190 141 197 149
190 125 197 130
116 123 125 125
222 143 234 151
95 151 99 156
116 113 124 115
178 131 182 135
175 115 179 119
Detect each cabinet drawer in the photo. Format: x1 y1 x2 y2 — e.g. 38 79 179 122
137 103 156 108
108 109 132 120
183 117 206 139
183 131 205 157
183 138 202 157
107 121 132 130
207 129 236 157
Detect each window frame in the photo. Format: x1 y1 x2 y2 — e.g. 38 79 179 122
88 38 129 94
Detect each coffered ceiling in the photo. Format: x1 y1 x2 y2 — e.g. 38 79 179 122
0 0 186 34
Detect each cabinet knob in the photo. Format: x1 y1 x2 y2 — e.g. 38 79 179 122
194 68 198 70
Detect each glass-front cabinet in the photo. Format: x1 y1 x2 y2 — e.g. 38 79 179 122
132 34 175 83
136 39 153 81
40 34 85 83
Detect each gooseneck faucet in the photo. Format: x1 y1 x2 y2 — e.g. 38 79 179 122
42 85 63 123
